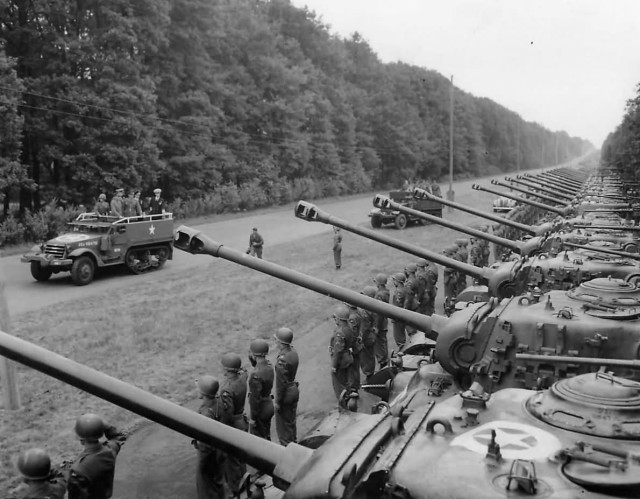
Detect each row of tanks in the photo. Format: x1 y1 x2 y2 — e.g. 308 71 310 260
4 162 640 497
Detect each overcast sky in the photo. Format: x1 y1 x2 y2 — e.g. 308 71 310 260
290 0 640 148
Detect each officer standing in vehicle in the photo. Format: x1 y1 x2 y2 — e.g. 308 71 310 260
14 448 67 499
329 304 357 404
148 188 165 215
248 339 274 440
67 413 126 499
332 227 343 269
273 327 299 446
248 228 264 259
192 376 231 499
219 353 248 495
110 188 124 217
391 272 408 349
372 273 390 368
93 194 109 216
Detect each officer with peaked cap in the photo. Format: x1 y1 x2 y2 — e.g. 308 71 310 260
248 339 274 440
15 448 67 499
67 413 126 499
148 188 165 215
110 188 124 217
273 327 299 445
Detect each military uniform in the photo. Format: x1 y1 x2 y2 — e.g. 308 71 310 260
109 193 124 218
358 306 376 378
391 279 407 349
194 395 232 499
403 266 419 337
248 359 274 440
274 345 299 446
220 367 248 494
346 305 363 390
68 425 126 499
249 230 264 259
330 318 358 401
373 281 390 368
333 229 342 269
16 471 67 499
148 194 165 215
92 200 109 216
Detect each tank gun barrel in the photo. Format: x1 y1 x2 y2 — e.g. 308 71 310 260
537 172 584 189
174 224 445 337
0 330 308 486
412 188 547 236
505 176 575 201
491 179 572 207
516 175 578 197
294 200 492 286
573 223 640 230
515 353 640 370
374 195 532 255
562 242 640 260
472 184 573 216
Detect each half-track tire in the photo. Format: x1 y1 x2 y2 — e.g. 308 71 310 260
370 216 382 229
71 256 95 286
394 214 408 230
125 249 145 274
30 261 52 282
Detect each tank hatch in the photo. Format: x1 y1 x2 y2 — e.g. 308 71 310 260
567 277 640 318
526 372 640 439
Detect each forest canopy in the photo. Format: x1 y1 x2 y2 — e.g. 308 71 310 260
0 0 593 217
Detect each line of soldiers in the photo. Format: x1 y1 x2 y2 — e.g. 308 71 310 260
192 328 299 499
92 187 165 218
13 413 126 499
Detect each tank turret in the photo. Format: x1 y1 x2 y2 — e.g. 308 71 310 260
374 194 543 258
473 183 575 217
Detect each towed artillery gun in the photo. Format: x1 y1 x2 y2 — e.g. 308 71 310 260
368 189 442 229
5 328 640 498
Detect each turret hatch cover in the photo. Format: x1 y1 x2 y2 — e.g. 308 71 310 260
527 373 640 439
567 277 640 315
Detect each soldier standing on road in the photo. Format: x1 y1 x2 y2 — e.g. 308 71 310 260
14 448 67 499
67 413 126 499
110 188 124 217
247 339 274 440
248 228 264 259
273 327 299 446
329 305 358 406
358 286 377 379
192 376 231 499
332 227 343 269
148 188 165 215
391 272 408 349
372 273 390 368
219 353 248 495
93 194 109 216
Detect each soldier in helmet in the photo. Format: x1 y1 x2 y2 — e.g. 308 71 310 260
273 327 299 446
219 353 248 495
478 226 492 267
329 304 358 405
453 239 469 293
192 376 231 499
442 246 458 316
469 236 482 268
14 448 67 499
372 273 390 368
92 194 109 216
247 339 274 440
358 286 378 379
67 413 126 499
332 227 343 269
391 272 408 349
403 263 419 337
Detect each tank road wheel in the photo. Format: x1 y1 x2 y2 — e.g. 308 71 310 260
394 213 408 230
125 249 145 275
371 216 382 229
71 256 95 286
30 261 52 282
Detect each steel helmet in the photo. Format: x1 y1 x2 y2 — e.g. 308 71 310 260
333 305 350 321
361 286 376 298
197 376 220 397
405 263 417 274
274 327 293 345
249 338 269 356
373 273 388 285
392 272 406 284
221 353 242 371
416 259 427 268
74 413 104 440
16 448 51 480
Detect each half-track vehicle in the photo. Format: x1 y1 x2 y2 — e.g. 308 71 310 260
368 189 442 229
21 212 173 285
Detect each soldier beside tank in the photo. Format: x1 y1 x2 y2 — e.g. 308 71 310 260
247 339 275 440
442 246 458 316
358 286 378 379
453 239 469 293
219 353 248 495
329 305 359 408
68 413 126 499
273 327 300 446
14 448 67 499
390 272 408 349
403 263 419 337
372 273 390 368
192 376 231 499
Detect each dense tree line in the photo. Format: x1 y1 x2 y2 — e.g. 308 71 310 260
1 0 593 220
602 83 640 182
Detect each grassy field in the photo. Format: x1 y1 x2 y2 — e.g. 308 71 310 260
0 197 491 495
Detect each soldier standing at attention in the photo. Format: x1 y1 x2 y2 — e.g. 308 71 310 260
329 305 357 404
14 448 67 499
358 286 377 379
67 413 126 499
442 246 458 316
93 194 109 216
148 188 165 215
344 302 363 390
248 227 264 259
415 259 429 315
332 227 343 269
247 339 274 440
273 327 299 446
192 376 231 499
219 353 248 495
403 263 419 338
372 273 390 368
391 272 408 349
109 188 124 217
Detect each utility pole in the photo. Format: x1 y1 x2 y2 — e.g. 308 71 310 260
0 282 21 410
447 75 454 212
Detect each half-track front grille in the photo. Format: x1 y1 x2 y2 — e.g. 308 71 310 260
44 244 66 258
